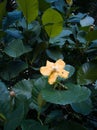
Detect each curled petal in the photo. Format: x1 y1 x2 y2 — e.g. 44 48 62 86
48 72 58 85
40 66 52 76
58 69 69 79
55 59 65 70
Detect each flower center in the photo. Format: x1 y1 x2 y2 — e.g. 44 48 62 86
52 66 58 72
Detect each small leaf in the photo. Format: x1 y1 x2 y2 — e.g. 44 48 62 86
80 16 94 27
2 11 22 30
77 31 86 44
88 40 97 48
86 30 97 42
65 65 75 78
41 83 91 105
46 49 63 60
42 8 63 37
4 39 32 57
71 98 92 115
17 0 38 23
77 61 97 85
0 81 11 115
5 29 23 39
13 80 33 99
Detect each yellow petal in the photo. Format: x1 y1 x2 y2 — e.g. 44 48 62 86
48 72 58 85
46 60 54 67
55 59 65 70
40 66 52 76
58 69 69 79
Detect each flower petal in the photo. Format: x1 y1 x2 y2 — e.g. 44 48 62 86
48 72 58 85
55 59 65 70
58 69 69 79
46 60 54 67
40 66 52 76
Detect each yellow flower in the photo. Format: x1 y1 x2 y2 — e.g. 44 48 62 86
40 59 69 85
66 0 73 6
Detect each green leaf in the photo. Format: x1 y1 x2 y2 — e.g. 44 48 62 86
71 98 92 115
17 0 38 23
45 110 63 124
0 81 11 115
32 42 47 62
77 31 86 44
37 93 46 108
88 40 97 48
41 83 91 105
0 0 7 22
0 30 5 38
0 113 6 122
65 65 75 78
42 8 63 37
86 30 97 42
46 49 63 60
4 102 26 130
77 61 97 85
13 80 33 99
4 39 32 57
53 120 87 130
31 77 48 110
39 0 50 11
0 60 28 80
21 120 48 130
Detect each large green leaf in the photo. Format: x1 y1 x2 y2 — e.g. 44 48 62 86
71 98 92 115
4 39 32 57
77 61 97 85
0 81 11 115
21 120 48 130
41 83 91 105
42 8 63 37
17 0 38 23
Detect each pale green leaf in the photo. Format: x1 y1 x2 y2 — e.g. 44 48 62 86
17 0 38 23
42 8 63 37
